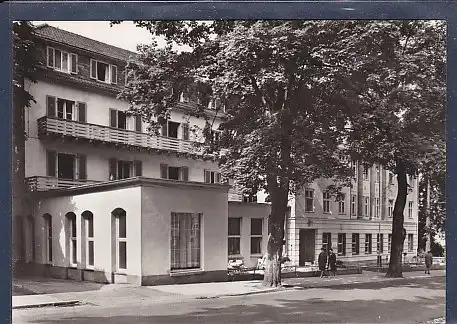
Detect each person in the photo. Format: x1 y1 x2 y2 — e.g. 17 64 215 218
318 247 328 278
328 248 337 277
425 250 433 274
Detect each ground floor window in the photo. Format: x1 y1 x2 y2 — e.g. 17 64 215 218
43 214 53 263
377 233 384 254
322 232 331 253
408 234 414 252
250 218 263 255
365 234 372 254
112 208 127 271
337 233 346 256
171 212 201 270
66 212 77 266
82 211 94 268
352 233 359 255
388 234 392 252
228 217 241 256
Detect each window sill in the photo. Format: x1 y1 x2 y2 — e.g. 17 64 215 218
250 254 262 258
169 269 203 277
115 270 127 275
228 255 243 259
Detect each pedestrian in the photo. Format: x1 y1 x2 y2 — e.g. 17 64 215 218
328 248 337 277
425 250 433 274
318 247 328 278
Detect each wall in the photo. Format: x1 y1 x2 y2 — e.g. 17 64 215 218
140 183 228 277
227 202 270 268
30 186 142 283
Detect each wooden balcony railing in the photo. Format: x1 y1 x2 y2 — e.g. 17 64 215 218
228 189 243 202
38 116 200 154
26 176 101 192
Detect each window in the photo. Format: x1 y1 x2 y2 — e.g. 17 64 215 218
408 201 413 219
365 234 372 254
160 164 189 181
114 209 127 271
409 175 415 189
228 217 241 255
66 213 77 266
161 121 181 139
211 130 221 144
109 159 142 180
388 234 392 252
90 59 117 84
180 92 190 103
251 218 263 255
337 194 345 214
375 198 380 219
208 98 223 111
204 170 221 184
47 151 87 181
408 234 414 252
46 96 87 122
375 165 380 183
351 161 357 179
337 233 346 256
43 214 52 263
352 233 359 255
351 195 357 216
323 191 331 213
109 109 128 129
47 46 77 74
322 232 331 253
171 212 201 270
388 200 394 218
389 172 394 184
363 196 369 217
363 166 369 181
305 189 314 212
83 211 94 268
377 233 384 253
243 194 258 203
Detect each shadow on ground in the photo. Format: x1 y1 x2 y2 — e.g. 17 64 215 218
24 295 445 324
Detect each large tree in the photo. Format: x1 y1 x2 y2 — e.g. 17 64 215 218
330 20 446 277
12 21 42 269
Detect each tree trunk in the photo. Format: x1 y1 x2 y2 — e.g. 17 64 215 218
386 160 407 278
262 182 288 287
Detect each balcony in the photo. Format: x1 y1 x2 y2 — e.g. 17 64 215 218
26 176 101 192
38 116 199 155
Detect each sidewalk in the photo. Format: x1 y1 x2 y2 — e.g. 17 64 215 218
13 269 445 310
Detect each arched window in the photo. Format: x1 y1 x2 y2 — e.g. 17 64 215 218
65 212 77 266
43 214 52 263
112 208 127 271
82 211 94 268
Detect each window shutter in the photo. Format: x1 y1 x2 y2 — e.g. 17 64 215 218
111 65 118 84
182 123 189 140
135 115 142 132
77 102 87 123
181 166 189 182
160 163 168 179
46 150 56 177
90 59 97 78
78 154 87 180
46 96 56 117
109 109 117 128
216 172 221 184
70 54 78 74
161 122 168 137
134 160 142 177
109 158 117 180
204 170 211 183
47 47 54 67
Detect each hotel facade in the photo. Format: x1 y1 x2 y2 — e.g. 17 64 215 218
13 25 418 285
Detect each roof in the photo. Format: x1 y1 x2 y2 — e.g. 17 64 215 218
34 24 136 62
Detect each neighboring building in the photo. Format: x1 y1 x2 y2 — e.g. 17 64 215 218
285 163 419 265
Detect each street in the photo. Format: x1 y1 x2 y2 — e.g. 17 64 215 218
13 275 445 324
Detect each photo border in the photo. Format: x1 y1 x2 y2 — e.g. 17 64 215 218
1 1 454 322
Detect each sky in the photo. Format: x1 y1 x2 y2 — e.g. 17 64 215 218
33 21 160 52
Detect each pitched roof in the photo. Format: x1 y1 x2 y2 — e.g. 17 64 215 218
34 24 136 62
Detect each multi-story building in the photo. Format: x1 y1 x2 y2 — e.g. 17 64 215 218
14 24 418 285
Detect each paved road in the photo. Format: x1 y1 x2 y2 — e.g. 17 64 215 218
13 276 445 324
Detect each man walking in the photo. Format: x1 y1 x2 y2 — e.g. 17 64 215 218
328 248 337 277
425 250 433 274
318 247 328 278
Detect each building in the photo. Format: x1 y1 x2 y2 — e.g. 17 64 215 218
14 24 418 285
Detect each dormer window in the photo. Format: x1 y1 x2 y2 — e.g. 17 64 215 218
90 59 117 84
47 46 77 74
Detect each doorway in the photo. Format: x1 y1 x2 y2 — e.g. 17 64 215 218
299 229 316 266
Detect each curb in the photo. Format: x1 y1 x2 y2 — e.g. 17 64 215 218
13 300 81 310
195 287 286 299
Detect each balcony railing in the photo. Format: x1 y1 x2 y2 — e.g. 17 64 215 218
228 189 243 202
26 176 101 192
38 116 199 154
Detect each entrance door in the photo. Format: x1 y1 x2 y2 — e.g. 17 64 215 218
299 229 316 266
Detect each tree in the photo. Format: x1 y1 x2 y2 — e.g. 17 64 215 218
115 20 355 287
12 21 42 269
331 21 446 277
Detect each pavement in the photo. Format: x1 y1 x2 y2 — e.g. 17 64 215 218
12 269 446 310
